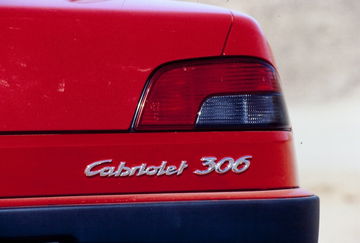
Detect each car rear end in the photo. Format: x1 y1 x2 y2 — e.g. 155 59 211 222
0 0 319 242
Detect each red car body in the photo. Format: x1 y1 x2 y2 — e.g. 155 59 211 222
0 0 319 242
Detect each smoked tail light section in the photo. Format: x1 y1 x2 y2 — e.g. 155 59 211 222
134 57 289 131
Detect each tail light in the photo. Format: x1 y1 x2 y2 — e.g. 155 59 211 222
134 57 289 131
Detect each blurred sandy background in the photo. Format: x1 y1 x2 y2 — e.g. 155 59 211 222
179 1 360 242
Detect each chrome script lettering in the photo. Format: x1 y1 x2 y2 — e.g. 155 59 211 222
85 160 188 177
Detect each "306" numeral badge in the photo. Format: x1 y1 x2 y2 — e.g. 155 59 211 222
194 156 251 175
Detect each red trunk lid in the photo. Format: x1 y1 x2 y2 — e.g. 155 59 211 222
0 0 231 131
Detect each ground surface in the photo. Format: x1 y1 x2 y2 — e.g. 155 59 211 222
180 1 360 242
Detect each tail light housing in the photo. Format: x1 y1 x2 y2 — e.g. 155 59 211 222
134 57 289 131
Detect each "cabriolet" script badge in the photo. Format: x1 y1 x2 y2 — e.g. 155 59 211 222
85 159 188 177
84 156 252 177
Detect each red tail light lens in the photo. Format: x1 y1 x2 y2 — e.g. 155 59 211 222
134 57 289 131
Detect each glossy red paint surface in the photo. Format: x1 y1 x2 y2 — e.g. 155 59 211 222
0 0 300 205
0 131 297 198
0 0 231 131
222 11 275 65
0 189 311 208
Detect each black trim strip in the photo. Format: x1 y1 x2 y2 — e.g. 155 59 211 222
0 196 319 243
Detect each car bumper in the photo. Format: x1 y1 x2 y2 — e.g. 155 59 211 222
0 190 319 243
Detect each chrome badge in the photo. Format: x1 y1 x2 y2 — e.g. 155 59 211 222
84 156 251 177
85 160 188 177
